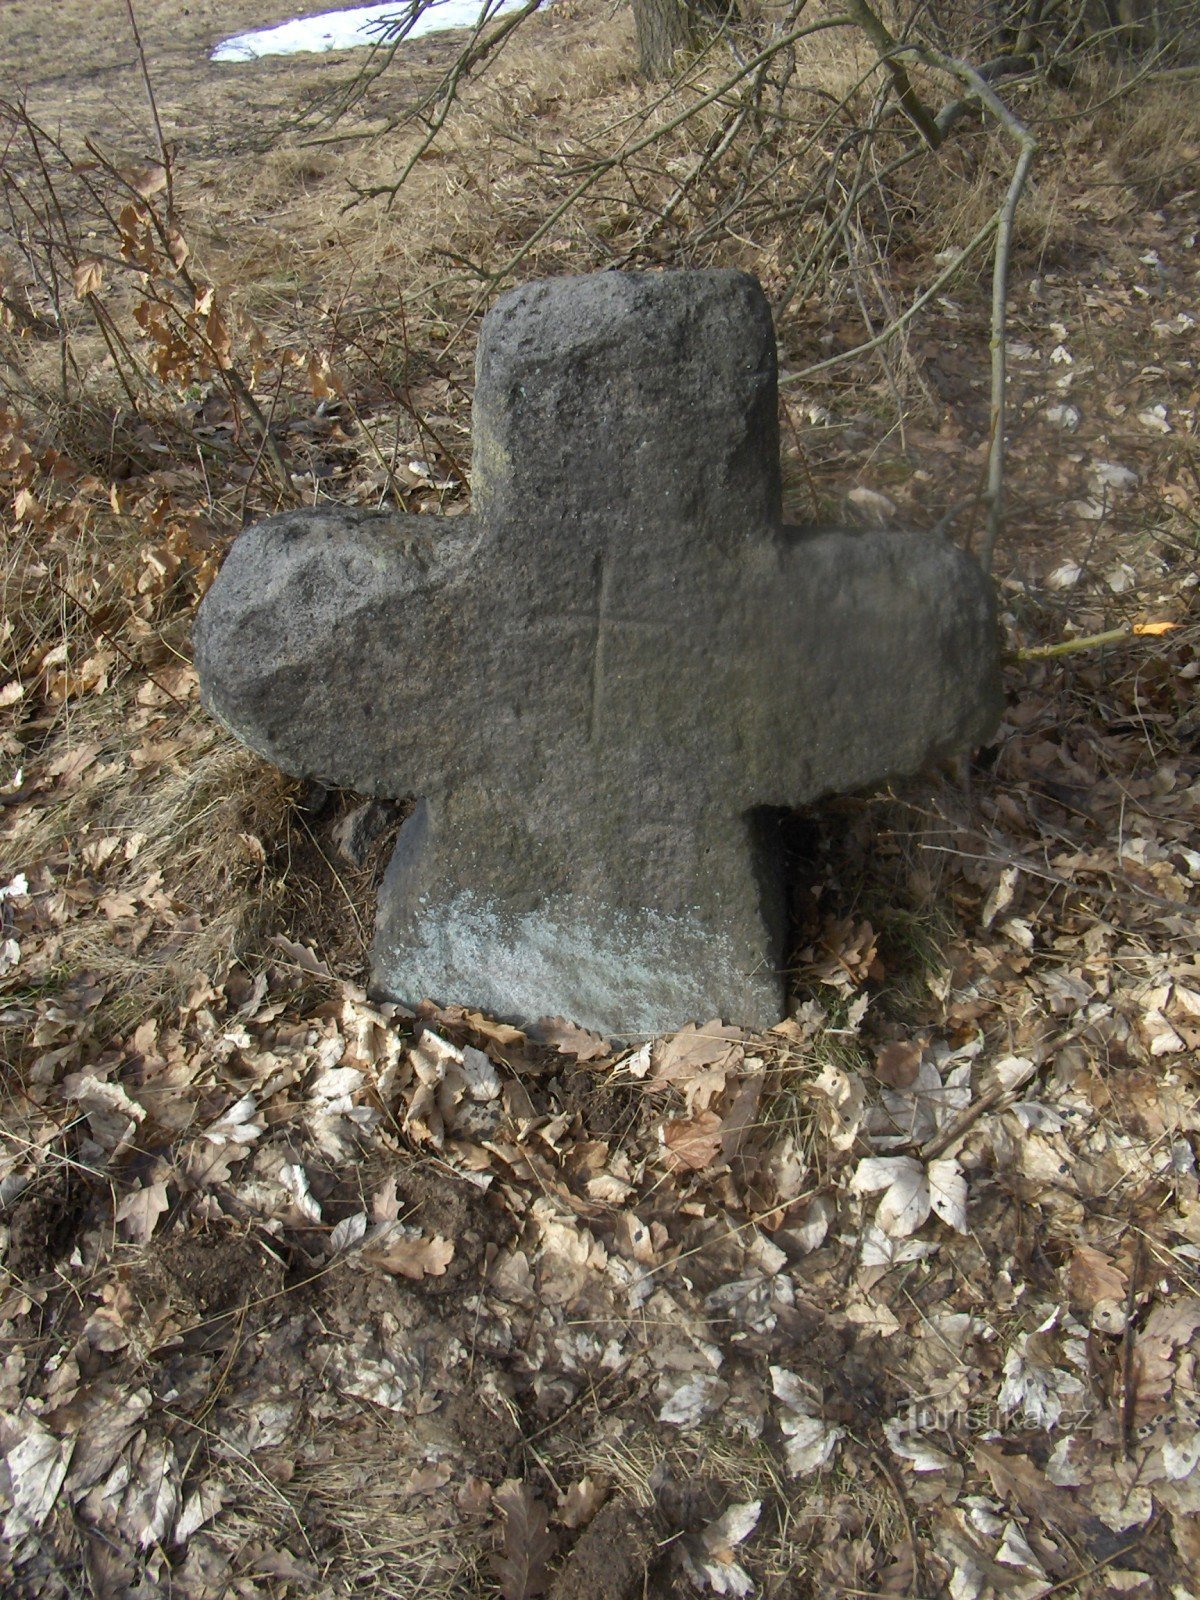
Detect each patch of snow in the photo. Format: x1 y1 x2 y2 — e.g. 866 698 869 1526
213 0 527 63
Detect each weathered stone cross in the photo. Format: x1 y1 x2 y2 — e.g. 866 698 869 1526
195 269 1000 1035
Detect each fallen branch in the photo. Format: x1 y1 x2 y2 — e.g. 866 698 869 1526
1014 621 1178 662
845 0 941 147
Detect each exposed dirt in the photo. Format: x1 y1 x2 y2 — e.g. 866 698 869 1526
3 1160 94 1282
548 1499 662 1600
151 1227 283 1316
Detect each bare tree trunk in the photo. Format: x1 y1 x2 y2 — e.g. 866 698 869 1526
632 0 696 77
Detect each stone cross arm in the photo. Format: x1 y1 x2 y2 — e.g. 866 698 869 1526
195 268 1001 1034
194 506 993 809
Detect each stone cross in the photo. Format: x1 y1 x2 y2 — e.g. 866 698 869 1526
194 269 1000 1035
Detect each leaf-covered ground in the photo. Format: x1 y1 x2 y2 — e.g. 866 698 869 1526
1 4 1199 1597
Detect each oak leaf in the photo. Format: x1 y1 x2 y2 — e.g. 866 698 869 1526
1067 1245 1127 1311
361 1227 454 1280
558 1475 606 1530
661 1109 723 1171
530 1015 610 1060
653 1020 744 1079
492 1479 556 1600
115 1179 170 1243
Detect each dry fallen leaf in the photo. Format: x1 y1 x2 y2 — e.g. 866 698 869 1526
653 1019 745 1080
361 1227 455 1280
681 1497 761 1595
114 1178 170 1244
120 1431 179 1548
659 1373 730 1428
874 1039 923 1089
974 1441 1084 1536
771 1368 844 1475
421 1004 527 1052
852 1155 928 1236
271 934 334 979
661 1109 724 1171
928 1159 968 1233
809 1062 867 1150
48 738 102 787
402 1460 453 1497
558 1474 607 1530
803 916 884 990
981 865 1021 930
1 1414 73 1536
1067 1244 1127 1311
492 1479 556 1600
530 1015 610 1060
457 1476 494 1516
702 1498 761 1557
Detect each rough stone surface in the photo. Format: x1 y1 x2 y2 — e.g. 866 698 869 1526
194 268 1001 1035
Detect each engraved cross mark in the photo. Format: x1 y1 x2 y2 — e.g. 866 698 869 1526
563 547 660 743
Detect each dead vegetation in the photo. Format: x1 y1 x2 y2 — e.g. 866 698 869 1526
1 1 1199 1596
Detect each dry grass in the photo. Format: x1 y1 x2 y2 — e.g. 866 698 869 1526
0 0 1192 1128
2 721 294 1031
1095 75 1200 196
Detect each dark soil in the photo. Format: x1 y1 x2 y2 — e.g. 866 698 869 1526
155 1227 283 1316
548 1500 661 1600
4 1162 95 1281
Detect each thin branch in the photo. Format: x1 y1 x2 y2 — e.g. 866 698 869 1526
901 43 1038 573
779 33 1037 576
480 12 857 294
1014 623 1177 662
333 0 543 182
846 0 941 147
49 578 190 710
781 207 1001 382
89 139 298 504
122 0 174 221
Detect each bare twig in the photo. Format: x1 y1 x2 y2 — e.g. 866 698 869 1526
1121 1235 1146 1458
777 27 1036 575
49 577 190 710
782 207 1002 382
123 0 174 221
344 0 545 202
846 0 941 147
900 43 1038 572
479 12 858 294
